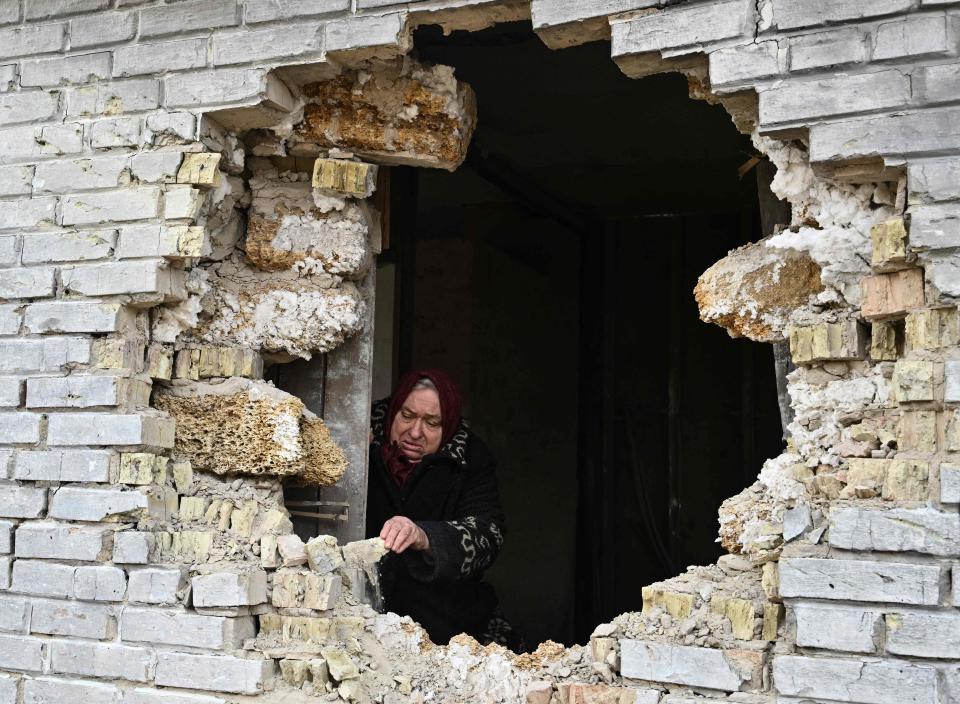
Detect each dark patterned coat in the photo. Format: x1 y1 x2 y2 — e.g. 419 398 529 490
365 400 506 644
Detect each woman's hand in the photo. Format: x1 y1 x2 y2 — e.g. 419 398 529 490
380 516 430 553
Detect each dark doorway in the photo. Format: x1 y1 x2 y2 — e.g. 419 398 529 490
372 23 784 647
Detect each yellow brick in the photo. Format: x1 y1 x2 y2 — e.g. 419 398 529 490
312 158 377 198
789 321 864 364
177 153 222 187
904 308 959 351
172 460 193 493
882 459 929 501
893 360 935 402
176 225 208 257
642 586 694 619
761 563 779 601
146 344 173 380
897 410 937 453
842 458 889 498
179 496 208 521
173 349 201 380
762 603 783 640
946 410 960 452
724 598 756 640
871 217 908 270
230 501 258 537
870 321 899 361
119 453 169 485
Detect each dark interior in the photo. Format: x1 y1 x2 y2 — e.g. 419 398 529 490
372 23 785 647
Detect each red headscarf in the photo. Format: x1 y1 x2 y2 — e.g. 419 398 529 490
381 369 463 487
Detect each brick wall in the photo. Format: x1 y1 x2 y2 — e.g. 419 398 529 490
0 0 958 703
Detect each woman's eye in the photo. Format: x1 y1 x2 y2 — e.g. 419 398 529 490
427 420 441 428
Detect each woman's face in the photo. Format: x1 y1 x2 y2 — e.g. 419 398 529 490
389 387 443 462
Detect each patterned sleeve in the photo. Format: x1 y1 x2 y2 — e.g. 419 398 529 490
403 441 506 583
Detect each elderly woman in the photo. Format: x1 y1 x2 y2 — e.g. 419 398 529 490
366 369 519 648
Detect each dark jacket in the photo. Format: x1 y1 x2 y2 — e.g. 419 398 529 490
365 399 506 644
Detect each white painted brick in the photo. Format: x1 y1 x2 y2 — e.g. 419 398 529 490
191 570 267 607
48 486 148 521
0 521 11 553
0 91 59 126
324 12 405 56
0 165 33 197
23 677 121 704
10 560 75 598
0 235 16 267
941 463 960 503
51 639 152 682
22 230 117 263
25 0 110 20
0 413 41 444
0 306 18 336
89 116 142 148
155 652 275 694
113 531 153 564
0 1 18 25
61 260 178 297
61 187 161 226
70 11 137 48
114 39 208 78
619 640 744 691
0 596 31 633
116 224 182 258
0 197 57 230
779 557 941 605
0 675 14 704
163 68 271 109
0 267 56 299
792 603 882 653
760 70 910 125
33 155 128 194
773 654 937 704
0 486 45 518
131 152 183 183
530 0 656 34
245 0 349 23
828 506 960 556
810 107 960 162
788 27 868 72
916 62 960 105
0 124 82 164
611 0 753 56
885 610 960 658
0 450 9 479
0 338 90 373
164 186 205 221
127 568 183 604
24 301 129 333
121 607 253 650
47 412 173 446
141 0 238 38
126 690 225 704
874 14 950 61
0 63 15 91
0 378 20 407
771 0 911 30
21 52 111 87
144 112 196 143
0 556 9 589
0 23 66 61
947 360 960 402
0 634 44 672
212 22 324 66
14 521 110 560
909 203 960 251
907 157 960 203
67 80 162 117
14 450 111 482
27 375 122 409
31 600 113 639
709 41 780 88
74 565 126 601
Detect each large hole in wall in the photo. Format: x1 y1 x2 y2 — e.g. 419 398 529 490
369 23 785 647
